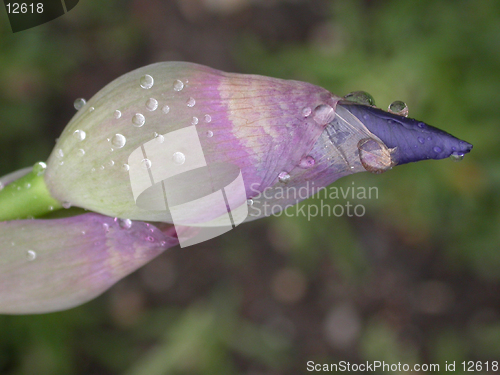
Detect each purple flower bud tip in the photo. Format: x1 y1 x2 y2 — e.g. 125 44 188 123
338 102 473 165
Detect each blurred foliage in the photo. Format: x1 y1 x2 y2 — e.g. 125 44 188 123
1 0 500 374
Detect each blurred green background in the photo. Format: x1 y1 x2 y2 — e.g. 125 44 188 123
0 0 499 374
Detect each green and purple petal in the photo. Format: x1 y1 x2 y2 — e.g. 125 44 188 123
0 213 177 314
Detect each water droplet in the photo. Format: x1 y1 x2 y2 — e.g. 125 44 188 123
204 114 212 123
132 113 145 127
388 100 408 117
146 98 158 111
247 198 254 206
122 164 130 172
77 149 85 156
155 133 165 143
119 218 132 229
111 134 126 148
358 138 392 174
191 116 199 125
299 155 315 168
433 146 442 153
140 74 154 89
48 206 54 211
343 91 375 106
313 104 335 125
450 152 464 162
162 105 170 114
33 161 47 176
99 165 105 171
173 79 184 91
74 98 86 110
206 130 213 138
278 171 291 184
186 97 196 107
146 236 155 242
418 122 426 129
302 107 312 117
141 159 152 170
417 137 425 144
57 149 64 158
108 160 115 167
103 223 110 233
73 129 86 141
89 107 95 112
160 240 167 246
62 201 71 209
172 152 186 165
24 182 31 189
26 250 36 261
114 110 122 119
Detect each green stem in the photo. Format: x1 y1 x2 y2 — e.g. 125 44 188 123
0 168 63 221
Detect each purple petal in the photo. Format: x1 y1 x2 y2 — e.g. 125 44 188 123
0 213 177 314
337 102 473 165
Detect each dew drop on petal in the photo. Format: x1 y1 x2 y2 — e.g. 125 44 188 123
358 138 392 174
122 164 130 172
186 97 196 107
111 134 126 148
172 152 186 165
191 116 199 125
417 137 425 144
247 198 254 206
132 113 145 127
108 160 115 167
146 98 158 111
119 218 132 229
141 159 152 170
77 148 85 156
89 107 95 112
26 250 36 261
313 104 335 125
206 130 213 138
173 79 184 91
140 74 154 89
433 146 442 153
73 129 86 141
114 110 122 119
62 201 71 209
57 149 64 158
155 133 165 143
299 155 316 168
103 223 110 233
33 161 47 176
204 114 212 123
74 98 86 110
162 105 170 114
302 107 312 117
388 100 409 117
343 91 375 106
450 152 465 162
278 171 291 184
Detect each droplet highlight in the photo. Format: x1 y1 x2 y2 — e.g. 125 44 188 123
162 105 170 114
313 104 335 125
187 97 196 107
173 80 184 91
278 171 291 184
26 250 36 261
74 98 86 110
358 138 392 174
172 152 186 165
132 113 145 127
33 161 47 176
111 134 126 148
302 107 312 117
299 155 316 169
140 74 154 89
450 152 464 162
388 100 409 117
114 110 122 119
73 129 86 141
204 114 212 123
146 98 158 111
141 159 152 170
119 218 132 229
343 91 375 106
